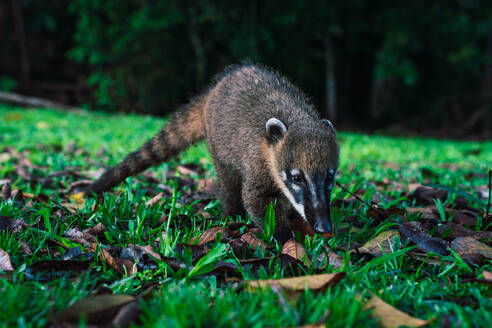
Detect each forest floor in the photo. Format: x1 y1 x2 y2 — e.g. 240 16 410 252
0 106 491 327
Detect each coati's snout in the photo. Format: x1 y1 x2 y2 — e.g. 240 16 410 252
265 117 339 235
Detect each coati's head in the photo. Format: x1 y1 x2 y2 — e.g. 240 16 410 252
265 117 339 235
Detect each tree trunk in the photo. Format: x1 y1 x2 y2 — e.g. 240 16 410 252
370 77 397 119
324 34 337 121
478 31 492 138
10 0 30 83
188 5 206 86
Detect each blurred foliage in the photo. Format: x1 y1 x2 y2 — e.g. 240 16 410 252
2 1 492 132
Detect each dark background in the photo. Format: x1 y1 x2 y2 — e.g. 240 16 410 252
1 0 491 138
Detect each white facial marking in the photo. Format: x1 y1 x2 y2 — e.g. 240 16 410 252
280 171 287 181
305 175 319 208
269 150 308 222
278 182 306 220
291 169 301 176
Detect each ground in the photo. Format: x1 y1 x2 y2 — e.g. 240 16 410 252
0 106 491 327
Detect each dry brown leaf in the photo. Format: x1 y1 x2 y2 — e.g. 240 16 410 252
365 295 432 328
248 273 345 292
84 223 107 239
358 230 400 257
190 226 225 245
177 165 197 176
0 248 14 271
240 232 267 252
196 178 215 192
450 237 492 259
59 202 84 213
19 240 33 256
316 249 345 269
133 244 162 261
111 300 141 328
57 294 135 325
145 192 164 207
282 238 312 266
405 207 436 220
87 243 136 275
483 271 492 281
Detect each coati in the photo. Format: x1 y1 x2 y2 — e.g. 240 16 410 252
86 63 339 241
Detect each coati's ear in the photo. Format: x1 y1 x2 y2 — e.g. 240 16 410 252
321 119 336 134
266 118 287 144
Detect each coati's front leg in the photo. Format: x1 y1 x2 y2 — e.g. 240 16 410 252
214 162 245 217
241 178 293 242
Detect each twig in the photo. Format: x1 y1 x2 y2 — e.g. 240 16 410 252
485 170 491 220
335 181 387 217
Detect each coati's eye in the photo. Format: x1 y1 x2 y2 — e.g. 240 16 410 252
326 169 336 184
291 171 304 184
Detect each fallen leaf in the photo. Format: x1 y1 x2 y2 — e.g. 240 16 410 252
437 223 492 241
316 249 345 269
59 202 84 213
282 239 312 266
177 164 198 176
190 226 226 245
241 232 267 252
450 237 492 261
405 207 436 220
134 244 162 261
365 295 432 328
69 192 85 204
145 192 164 207
196 178 215 192
57 294 135 325
111 300 141 328
0 248 14 271
19 240 33 256
367 206 405 221
358 230 400 257
248 273 345 292
408 186 447 206
0 215 24 233
0 152 11 163
399 221 449 256
87 243 136 275
84 223 107 239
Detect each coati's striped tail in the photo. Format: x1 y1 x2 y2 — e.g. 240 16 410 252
85 95 207 195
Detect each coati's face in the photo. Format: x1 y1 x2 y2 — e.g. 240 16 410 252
266 118 339 234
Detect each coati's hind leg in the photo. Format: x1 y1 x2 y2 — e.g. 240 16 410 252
214 163 245 217
241 178 293 242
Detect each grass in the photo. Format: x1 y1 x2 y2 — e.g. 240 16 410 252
0 105 491 327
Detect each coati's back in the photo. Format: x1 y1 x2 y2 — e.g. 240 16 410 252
205 64 326 168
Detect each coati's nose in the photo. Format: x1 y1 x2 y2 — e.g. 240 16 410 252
314 217 332 234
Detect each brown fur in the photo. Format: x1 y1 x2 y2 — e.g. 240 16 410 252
86 63 339 241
